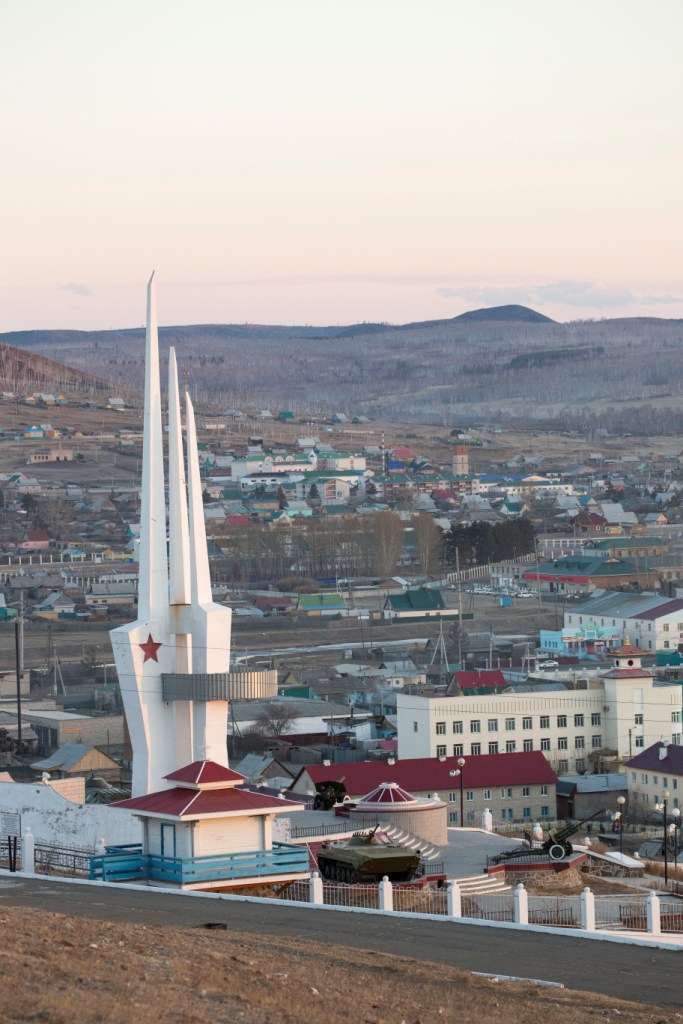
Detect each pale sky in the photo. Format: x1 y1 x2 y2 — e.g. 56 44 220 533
2 0 682 330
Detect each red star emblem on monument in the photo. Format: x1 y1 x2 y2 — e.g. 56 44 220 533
139 633 162 663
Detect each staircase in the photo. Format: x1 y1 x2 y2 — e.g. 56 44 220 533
379 823 441 861
454 873 513 896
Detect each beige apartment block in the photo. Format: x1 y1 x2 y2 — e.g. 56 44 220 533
397 677 682 776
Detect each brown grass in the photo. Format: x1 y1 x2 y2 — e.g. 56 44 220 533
0 907 677 1024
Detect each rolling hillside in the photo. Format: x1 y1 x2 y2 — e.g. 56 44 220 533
3 307 683 432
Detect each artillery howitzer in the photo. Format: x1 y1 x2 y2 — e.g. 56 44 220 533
317 825 422 883
313 777 346 811
491 808 605 865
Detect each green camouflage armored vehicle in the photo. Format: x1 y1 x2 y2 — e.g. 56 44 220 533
316 826 422 883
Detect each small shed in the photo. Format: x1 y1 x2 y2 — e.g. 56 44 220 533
107 760 309 890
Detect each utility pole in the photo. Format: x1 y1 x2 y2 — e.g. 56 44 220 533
455 548 463 667
14 592 24 751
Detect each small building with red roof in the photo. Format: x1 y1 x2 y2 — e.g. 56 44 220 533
290 751 557 827
445 669 506 696
344 781 447 845
625 741 683 819
92 760 309 890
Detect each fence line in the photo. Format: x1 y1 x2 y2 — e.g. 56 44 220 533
6 839 682 940
278 874 680 937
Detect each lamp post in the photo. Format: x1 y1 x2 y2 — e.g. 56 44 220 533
672 808 681 891
617 795 626 856
656 791 670 887
450 756 466 826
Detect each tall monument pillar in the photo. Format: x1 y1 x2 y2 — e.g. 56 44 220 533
110 277 232 796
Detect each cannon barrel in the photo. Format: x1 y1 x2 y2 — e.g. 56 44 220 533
546 807 605 845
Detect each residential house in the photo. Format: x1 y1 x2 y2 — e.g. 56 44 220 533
297 594 347 616
625 741 683 817
384 590 457 621
18 530 51 552
31 742 122 783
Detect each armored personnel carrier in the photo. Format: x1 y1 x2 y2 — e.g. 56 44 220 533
316 826 422 883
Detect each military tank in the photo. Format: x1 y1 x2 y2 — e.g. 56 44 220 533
316 825 422 883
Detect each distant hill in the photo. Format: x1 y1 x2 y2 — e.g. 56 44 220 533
0 341 105 396
452 304 555 324
4 308 683 433
0 304 553 351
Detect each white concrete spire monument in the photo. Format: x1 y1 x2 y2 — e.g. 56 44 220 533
110 275 232 797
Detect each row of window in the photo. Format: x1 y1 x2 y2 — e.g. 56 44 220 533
576 616 683 631
448 807 551 824
631 771 679 789
448 785 549 801
439 713 602 735
438 736 603 758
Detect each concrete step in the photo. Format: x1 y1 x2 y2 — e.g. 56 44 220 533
380 824 441 861
454 874 513 895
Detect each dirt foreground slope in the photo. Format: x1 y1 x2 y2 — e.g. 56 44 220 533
1 908 678 1024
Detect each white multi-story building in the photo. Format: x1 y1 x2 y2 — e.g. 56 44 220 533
564 593 683 653
397 644 682 774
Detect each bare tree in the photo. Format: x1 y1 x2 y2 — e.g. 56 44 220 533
371 511 405 575
253 701 298 737
413 512 442 574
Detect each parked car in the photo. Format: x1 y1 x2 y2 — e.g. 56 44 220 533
538 660 559 669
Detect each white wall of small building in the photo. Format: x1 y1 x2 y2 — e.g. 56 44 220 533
193 815 266 856
627 760 682 815
0 780 141 848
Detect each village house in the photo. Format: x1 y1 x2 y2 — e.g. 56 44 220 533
625 741 682 817
31 742 123 784
384 589 457 621
27 449 75 464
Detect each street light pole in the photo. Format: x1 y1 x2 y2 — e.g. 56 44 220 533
457 756 466 825
664 791 670 887
673 808 681 891
450 756 466 827
617 795 626 856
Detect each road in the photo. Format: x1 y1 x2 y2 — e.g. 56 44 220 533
0 875 680 1006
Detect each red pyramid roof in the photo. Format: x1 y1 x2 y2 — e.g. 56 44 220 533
357 781 418 806
164 761 245 788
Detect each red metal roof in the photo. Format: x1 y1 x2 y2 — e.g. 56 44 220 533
295 752 557 797
636 599 683 621
164 761 246 787
626 742 683 774
115 785 294 818
450 669 506 692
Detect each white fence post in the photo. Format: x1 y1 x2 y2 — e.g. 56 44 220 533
378 876 393 912
647 891 661 935
580 887 596 931
514 883 528 925
309 871 323 905
447 882 462 918
21 829 35 876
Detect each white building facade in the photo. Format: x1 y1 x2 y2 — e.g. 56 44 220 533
397 676 682 774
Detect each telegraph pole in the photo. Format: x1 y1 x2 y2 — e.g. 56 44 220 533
14 592 24 751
